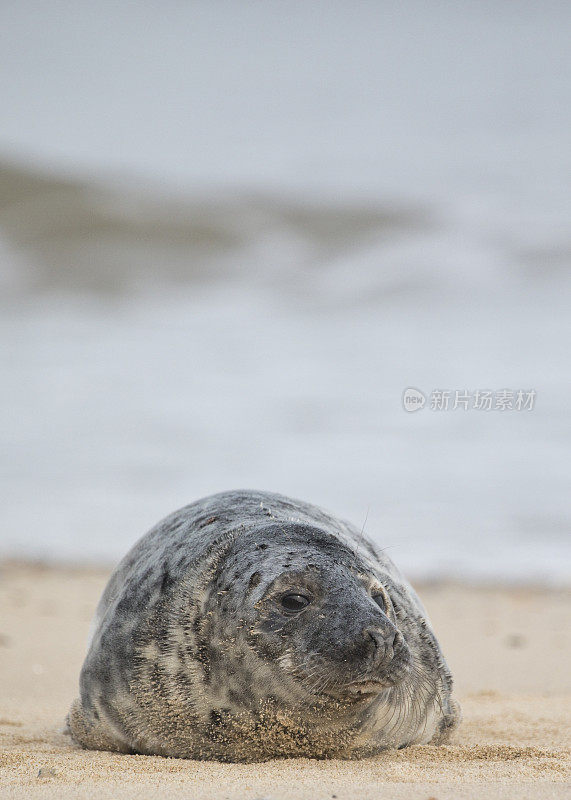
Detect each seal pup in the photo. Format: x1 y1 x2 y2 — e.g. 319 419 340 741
68 489 460 761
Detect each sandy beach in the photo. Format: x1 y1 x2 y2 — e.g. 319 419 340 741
0 563 568 799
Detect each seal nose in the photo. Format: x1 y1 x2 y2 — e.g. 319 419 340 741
364 626 399 667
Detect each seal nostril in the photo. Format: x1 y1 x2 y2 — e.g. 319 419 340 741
364 627 400 664
365 628 384 652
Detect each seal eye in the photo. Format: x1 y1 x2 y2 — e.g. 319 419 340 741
372 593 387 612
281 593 310 612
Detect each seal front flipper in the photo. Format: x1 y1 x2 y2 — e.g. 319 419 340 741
429 697 462 745
67 697 134 754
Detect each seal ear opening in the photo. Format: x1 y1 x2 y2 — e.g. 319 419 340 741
247 572 261 593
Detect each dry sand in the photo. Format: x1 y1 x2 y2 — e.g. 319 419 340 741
0 563 569 799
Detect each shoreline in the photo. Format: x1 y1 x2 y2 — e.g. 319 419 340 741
1 563 569 798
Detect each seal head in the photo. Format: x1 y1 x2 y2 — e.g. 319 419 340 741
221 523 412 700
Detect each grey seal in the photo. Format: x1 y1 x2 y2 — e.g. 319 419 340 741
68 489 460 761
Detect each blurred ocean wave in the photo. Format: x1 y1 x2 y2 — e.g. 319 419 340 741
1 160 568 304
0 161 428 298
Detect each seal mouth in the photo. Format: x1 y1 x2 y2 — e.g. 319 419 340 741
347 679 391 697
322 678 391 703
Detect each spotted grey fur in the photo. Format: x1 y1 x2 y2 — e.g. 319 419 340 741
68 489 460 761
